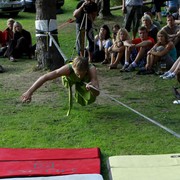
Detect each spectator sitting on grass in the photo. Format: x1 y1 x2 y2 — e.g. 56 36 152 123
4 21 34 62
108 28 130 69
142 30 177 75
141 14 158 42
93 24 112 64
161 14 180 56
144 12 161 30
111 24 120 44
121 26 155 72
0 18 15 56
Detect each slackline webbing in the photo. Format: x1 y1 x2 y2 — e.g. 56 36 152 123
87 83 180 139
49 31 180 138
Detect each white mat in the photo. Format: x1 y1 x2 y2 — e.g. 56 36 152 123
3 174 103 180
107 154 180 180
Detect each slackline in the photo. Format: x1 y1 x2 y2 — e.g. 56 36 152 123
104 93 180 138
87 83 180 139
49 33 180 138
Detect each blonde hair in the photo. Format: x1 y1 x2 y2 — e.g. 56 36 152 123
141 15 153 25
13 21 22 32
116 28 130 41
7 18 15 25
72 56 89 71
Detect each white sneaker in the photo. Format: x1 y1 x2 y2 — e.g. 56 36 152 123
173 100 180 104
159 71 170 78
163 73 175 79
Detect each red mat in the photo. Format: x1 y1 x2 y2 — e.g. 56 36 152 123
0 148 101 178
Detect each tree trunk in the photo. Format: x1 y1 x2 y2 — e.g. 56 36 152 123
35 0 64 70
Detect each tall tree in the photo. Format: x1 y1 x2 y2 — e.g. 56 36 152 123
35 0 64 70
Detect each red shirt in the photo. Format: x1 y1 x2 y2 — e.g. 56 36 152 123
2 28 14 47
132 37 155 51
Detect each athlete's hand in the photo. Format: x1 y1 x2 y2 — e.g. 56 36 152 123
21 92 32 103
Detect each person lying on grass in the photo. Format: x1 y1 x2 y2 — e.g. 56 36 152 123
21 56 100 115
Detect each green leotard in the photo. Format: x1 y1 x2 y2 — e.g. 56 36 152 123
62 63 96 115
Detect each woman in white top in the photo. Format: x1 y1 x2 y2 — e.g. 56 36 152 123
93 24 112 64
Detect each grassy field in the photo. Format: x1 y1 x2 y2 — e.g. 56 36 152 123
0 1 180 179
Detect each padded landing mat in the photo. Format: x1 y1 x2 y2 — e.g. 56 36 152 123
3 174 104 180
107 154 180 180
0 148 101 178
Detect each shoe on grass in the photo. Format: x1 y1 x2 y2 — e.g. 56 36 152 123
120 64 129 72
159 71 171 78
125 64 135 72
9 56 16 62
173 100 180 104
163 73 175 79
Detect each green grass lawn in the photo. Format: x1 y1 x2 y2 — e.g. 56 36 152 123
0 1 180 179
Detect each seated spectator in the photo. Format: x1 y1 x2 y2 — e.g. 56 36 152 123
0 18 15 56
93 24 112 64
144 12 161 30
143 30 177 74
161 14 180 56
141 14 159 42
121 26 155 72
112 24 120 44
160 56 180 79
3 18 15 46
4 21 34 62
108 28 130 69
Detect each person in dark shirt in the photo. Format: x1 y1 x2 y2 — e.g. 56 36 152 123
73 0 98 62
4 21 33 62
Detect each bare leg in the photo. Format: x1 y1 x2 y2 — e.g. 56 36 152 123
170 58 180 73
173 59 180 74
125 46 132 64
134 47 146 64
